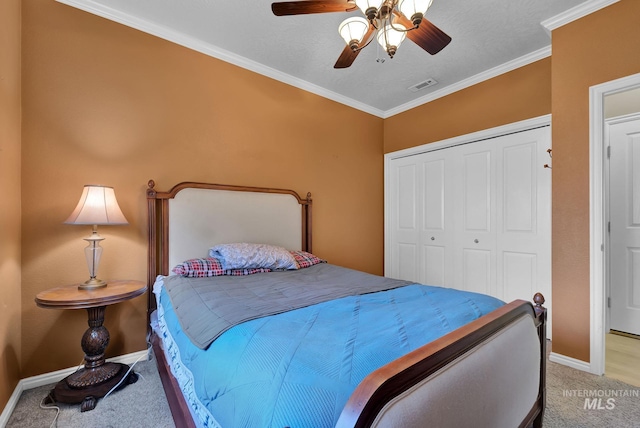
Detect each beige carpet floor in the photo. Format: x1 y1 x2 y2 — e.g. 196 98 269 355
5 344 640 427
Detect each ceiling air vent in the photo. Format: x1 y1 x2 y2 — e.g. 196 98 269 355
408 78 438 93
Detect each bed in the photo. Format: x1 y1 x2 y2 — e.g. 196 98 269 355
146 180 547 428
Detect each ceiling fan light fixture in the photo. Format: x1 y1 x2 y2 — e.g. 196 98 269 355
399 0 433 26
354 0 382 20
270 0 451 68
339 17 370 50
377 24 406 58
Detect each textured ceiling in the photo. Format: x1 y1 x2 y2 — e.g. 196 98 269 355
57 0 612 117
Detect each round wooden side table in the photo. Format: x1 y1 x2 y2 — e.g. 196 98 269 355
35 280 147 412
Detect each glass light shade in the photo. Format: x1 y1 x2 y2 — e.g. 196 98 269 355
354 0 383 16
377 24 407 51
339 17 370 48
65 185 128 225
399 0 433 20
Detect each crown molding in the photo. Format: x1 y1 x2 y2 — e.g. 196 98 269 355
57 0 617 119
55 0 386 118
541 0 619 33
383 46 551 118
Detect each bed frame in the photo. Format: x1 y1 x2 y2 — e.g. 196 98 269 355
146 180 547 428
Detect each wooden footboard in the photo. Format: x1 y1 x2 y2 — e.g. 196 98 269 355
336 295 547 428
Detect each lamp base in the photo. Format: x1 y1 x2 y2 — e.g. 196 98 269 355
78 278 107 290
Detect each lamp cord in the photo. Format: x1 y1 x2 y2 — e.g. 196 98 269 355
41 346 151 426
103 347 150 400
39 392 60 428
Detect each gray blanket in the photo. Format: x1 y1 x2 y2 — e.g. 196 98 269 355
163 263 413 349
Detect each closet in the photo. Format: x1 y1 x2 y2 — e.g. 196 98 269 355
386 124 551 329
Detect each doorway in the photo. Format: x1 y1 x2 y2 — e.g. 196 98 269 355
590 72 640 376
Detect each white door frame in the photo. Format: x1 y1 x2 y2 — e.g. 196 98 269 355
589 72 640 375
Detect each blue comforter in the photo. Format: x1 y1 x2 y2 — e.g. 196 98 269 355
156 280 504 428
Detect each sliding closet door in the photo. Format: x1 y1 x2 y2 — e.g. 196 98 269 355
387 126 551 329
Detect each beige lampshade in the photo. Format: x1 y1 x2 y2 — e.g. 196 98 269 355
65 185 128 225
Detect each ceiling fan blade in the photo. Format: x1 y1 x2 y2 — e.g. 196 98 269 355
334 45 360 69
394 13 452 55
334 24 375 69
272 0 355 16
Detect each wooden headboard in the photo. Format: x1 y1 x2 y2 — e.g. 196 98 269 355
146 180 312 314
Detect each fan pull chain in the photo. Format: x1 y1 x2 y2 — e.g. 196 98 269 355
376 40 385 63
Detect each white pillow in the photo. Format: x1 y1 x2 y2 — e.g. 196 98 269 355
209 243 299 271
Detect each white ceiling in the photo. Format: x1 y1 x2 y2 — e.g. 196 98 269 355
57 0 616 118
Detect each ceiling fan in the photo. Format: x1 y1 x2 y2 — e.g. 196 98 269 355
271 0 452 69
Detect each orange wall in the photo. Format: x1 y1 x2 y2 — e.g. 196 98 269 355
0 0 22 409
20 1 383 377
384 58 551 152
550 0 640 361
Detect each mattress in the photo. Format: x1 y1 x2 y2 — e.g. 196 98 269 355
152 266 505 428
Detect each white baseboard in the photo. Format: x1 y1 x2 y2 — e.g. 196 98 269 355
549 351 592 372
0 349 149 427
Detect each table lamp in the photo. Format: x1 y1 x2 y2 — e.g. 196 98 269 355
64 185 128 290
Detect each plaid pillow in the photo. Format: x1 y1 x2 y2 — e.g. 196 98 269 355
290 250 326 269
172 258 271 278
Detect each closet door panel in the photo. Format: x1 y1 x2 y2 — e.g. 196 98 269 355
502 252 536 303
495 128 551 331
423 245 445 286
421 154 453 287
388 159 421 282
397 164 417 230
498 140 538 302
462 249 492 294
463 150 492 232
456 145 496 295
498 141 539 302
503 143 535 232
398 243 418 282
423 158 445 230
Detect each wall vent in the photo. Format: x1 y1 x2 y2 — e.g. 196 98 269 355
408 78 438 92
